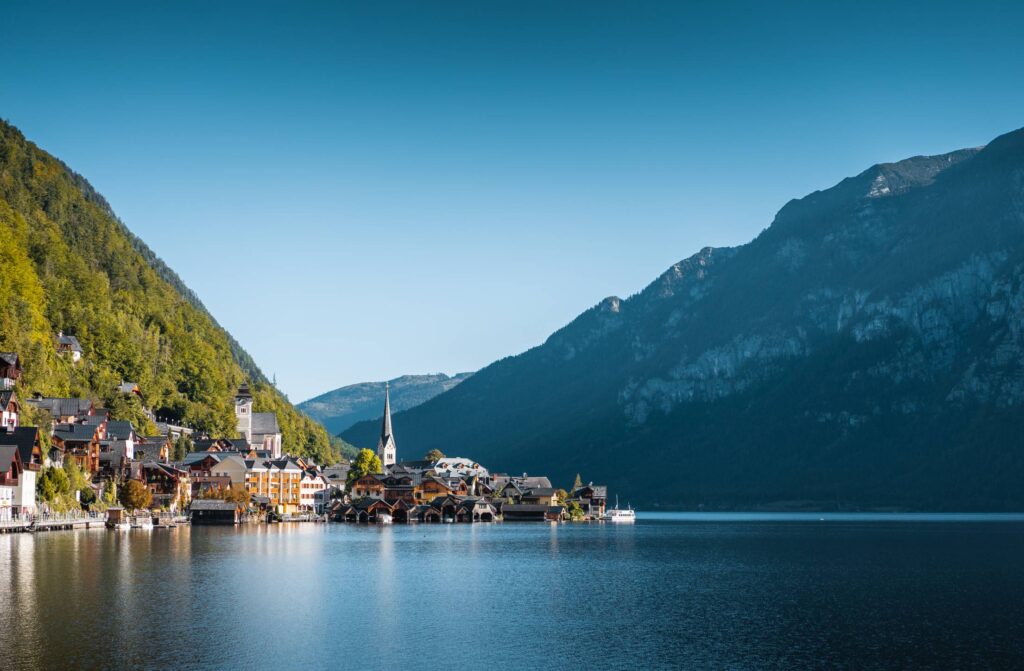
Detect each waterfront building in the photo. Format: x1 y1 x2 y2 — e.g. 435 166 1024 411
0 445 24 521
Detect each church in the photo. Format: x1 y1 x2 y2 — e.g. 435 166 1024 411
376 383 396 468
235 383 283 458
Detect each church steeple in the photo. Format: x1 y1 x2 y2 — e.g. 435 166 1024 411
376 382 396 468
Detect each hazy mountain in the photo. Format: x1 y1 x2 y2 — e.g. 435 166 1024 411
344 127 1024 510
299 373 473 435
0 119 346 463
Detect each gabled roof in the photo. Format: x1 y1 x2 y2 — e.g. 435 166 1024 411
27 396 92 418
56 333 83 351
0 389 18 408
251 412 280 435
53 422 100 442
7 426 42 467
0 352 19 367
106 420 136 440
0 444 22 472
525 488 558 497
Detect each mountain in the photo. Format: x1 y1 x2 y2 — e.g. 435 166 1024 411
344 127 1024 510
0 119 345 463
299 373 473 435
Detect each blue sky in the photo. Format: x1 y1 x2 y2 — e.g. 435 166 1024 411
2 1 1023 401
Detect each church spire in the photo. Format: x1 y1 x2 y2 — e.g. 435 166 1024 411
376 382 396 468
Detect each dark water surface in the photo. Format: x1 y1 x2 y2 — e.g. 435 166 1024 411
3 514 1024 670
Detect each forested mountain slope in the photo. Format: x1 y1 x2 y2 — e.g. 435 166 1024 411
0 119 341 463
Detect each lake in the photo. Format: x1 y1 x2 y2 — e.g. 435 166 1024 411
2 514 1024 670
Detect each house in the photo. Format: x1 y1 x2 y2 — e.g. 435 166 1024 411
210 454 250 487
0 352 22 390
234 384 282 458
26 396 93 423
105 421 138 459
521 488 561 506
115 381 145 402
265 459 303 513
8 426 43 517
135 435 172 463
432 457 489 479
189 499 239 524
194 437 250 453
321 464 350 493
351 473 385 499
153 420 194 442
55 332 83 362
420 475 468 502
502 504 564 521
141 462 192 511
572 483 608 517
299 471 328 511
0 444 24 522
1 390 19 430
52 420 103 473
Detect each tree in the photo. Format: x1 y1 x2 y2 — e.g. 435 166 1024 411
102 480 118 506
572 473 583 492
565 500 585 521
37 466 71 503
173 434 192 462
424 449 445 462
119 479 152 511
223 484 250 507
64 454 90 494
346 448 383 488
554 489 569 505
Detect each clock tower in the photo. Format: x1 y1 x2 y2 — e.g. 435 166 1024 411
235 382 253 442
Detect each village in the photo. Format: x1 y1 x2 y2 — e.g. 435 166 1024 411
0 346 611 531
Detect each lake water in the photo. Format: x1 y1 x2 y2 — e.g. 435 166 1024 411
2 514 1024 670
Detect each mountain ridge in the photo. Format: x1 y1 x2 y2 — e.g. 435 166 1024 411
299 372 473 435
342 126 1024 509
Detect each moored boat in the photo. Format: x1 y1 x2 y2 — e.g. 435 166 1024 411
602 496 636 522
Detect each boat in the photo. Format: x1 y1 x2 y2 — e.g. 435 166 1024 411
602 496 636 523
376 512 393 525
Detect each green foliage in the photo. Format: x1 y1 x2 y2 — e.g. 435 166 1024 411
119 479 152 511
424 448 445 462
172 434 191 462
346 448 382 487
565 500 585 521
36 465 70 503
554 488 568 504
0 120 337 462
63 454 90 493
102 480 118 506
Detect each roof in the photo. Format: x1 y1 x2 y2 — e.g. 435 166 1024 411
7 427 41 466
502 504 564 513
27 397 91 418
525 488 559 497
235 383 253 399
56 333 83 351
53 422 99 442
0 352 19 367
190 500 237 511
0 390 18 407
106 420 136 440
520 476 552 489
0 444 20 470
116 381 140 395
251 412 280 435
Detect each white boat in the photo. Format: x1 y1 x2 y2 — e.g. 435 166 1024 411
376 512 393 525
106 521 131 531
602 496 636 523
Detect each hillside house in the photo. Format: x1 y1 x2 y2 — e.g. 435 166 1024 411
0 445 24 521
0 352 22 390
1 390 19 431
55 332 83 362
7 427 43 516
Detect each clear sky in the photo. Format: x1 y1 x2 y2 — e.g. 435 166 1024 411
2 1 1023 401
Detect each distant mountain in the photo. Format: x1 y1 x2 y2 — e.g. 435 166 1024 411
344 127 1024 510
300 373 473 434
0 119 345 463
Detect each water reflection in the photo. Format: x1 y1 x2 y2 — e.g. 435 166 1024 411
3 519 1024 670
